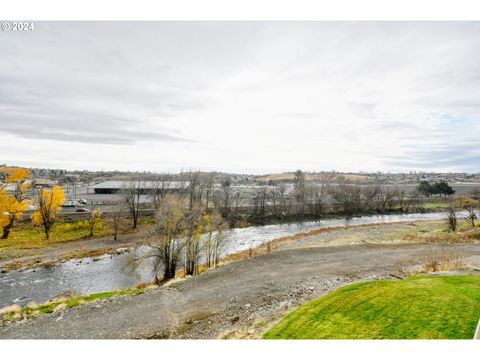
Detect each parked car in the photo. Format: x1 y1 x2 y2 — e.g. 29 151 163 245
64 199 88 207
62 200 76 207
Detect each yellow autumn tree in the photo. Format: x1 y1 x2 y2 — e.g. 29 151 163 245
202 211 228 268
0 166 31 239
31 185 65 240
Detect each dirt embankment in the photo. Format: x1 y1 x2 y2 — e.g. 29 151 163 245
0 219 433 273
1 242 480 339
0 228 151 272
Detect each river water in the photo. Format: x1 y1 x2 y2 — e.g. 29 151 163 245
0 211 462 308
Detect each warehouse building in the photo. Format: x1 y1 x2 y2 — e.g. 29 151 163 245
90 180 189 194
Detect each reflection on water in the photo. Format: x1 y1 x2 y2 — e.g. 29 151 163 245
0 211 463 308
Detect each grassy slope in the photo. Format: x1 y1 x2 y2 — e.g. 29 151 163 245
263 275 480 339
0 216 155 260
423 197 480 210
0 220 110 250
1 289 144 323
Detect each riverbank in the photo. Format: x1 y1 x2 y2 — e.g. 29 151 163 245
0 210 475 275
0 228 144 273
1 242 480 339
2 196 472 269
1 215 479 325
0 210 477 311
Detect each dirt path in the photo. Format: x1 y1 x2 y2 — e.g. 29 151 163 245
1 242 480 339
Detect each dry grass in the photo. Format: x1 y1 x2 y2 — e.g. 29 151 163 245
402 222 480 244
422 245 466 272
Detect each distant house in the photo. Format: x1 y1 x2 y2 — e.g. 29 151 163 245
32 178 58 189
90 180 189 194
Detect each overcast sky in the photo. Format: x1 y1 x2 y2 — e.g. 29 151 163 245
0 22 479 174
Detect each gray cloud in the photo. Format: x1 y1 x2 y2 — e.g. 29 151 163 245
0 118 188 145
1 22 480 172
383 142 480 171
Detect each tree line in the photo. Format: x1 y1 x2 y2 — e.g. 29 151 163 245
0 166 464 247
120 170 463 227
416 180 455 198
141 194 229 282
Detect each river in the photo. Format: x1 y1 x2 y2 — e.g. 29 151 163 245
0 211 463 308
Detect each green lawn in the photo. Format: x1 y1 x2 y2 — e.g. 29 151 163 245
263 275 480 339
423 197 480 210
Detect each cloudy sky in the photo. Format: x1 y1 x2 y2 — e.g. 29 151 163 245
0 22 479 174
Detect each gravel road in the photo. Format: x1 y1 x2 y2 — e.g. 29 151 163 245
1 242 480 339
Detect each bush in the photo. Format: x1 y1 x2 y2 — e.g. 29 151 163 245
447 206 457 232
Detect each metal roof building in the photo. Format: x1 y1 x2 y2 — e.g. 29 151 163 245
90 180 189 194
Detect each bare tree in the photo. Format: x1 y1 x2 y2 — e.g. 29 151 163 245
447 205 457 232
332 179 361 216
308 174 332 218
253 186 269 217
270 185 279 216
410 190 426 212
87 207 102 237
123 180 143 229
213 185 233 218
204 172 215 211
184 206 204 276
361 185 380 213
396 188 412 213
277 183 291 217
231 190 244 219
151 174 172 210
214 187 244 222
464 206 477 227
187 171 201 210
372 186 397 213
185 170 211 210
293 170 306 213
146 194 188 281
111 204 123 241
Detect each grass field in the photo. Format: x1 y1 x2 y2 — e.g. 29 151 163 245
0 220 111 254
0 215 156 258
399 220 480 244
423 197 480 210
263 275 480 339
